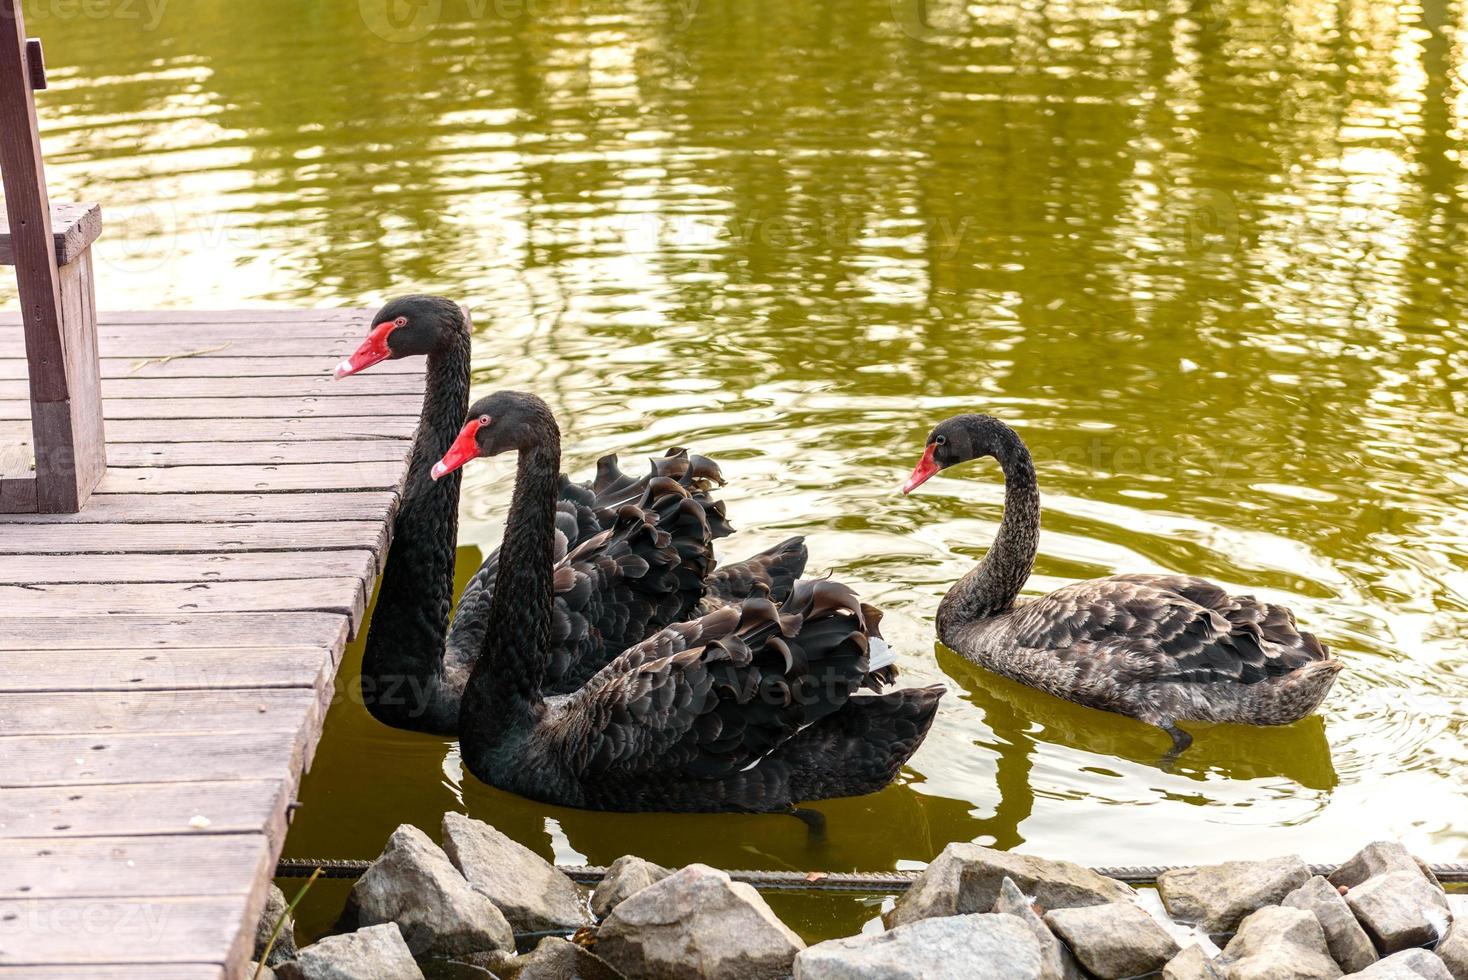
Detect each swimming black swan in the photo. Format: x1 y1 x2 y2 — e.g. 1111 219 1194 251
902 413 1340 756
335 297 807 733
434 391 945 811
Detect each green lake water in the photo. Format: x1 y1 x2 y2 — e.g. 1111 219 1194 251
8 0 1468 945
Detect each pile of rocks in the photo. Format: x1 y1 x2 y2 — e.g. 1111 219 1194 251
249 821 1466 980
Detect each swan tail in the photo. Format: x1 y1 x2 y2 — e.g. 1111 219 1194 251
702 536 810 609
778 686 945 802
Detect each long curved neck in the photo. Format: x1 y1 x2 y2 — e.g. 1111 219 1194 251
461 427 561 763
361 329 471 732
937 425 1040 639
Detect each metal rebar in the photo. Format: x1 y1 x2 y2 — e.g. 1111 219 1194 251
275 858 1468 891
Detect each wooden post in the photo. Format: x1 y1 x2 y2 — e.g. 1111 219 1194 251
0 1 105 513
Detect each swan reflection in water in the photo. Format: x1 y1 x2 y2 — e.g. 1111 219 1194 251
937 644 1339 795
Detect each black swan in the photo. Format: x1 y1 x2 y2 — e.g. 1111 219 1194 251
902 413 1341 757
335 297 807 733
433 391 945 811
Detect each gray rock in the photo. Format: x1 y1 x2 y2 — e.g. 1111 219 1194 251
276 923 424 980
885 843 1134 928
1218 906 1343 980
249 965 277 980
592 855 674 919
597 863 804 980
349 823 514 958
1439 922 1468 980
253 883 298 967
441 812 591 933
794 913 1043 980
1163 945 1223 980
1345 871 1453 954
1043 901 1180 979
1330 843 1442 891
466 937 626 980
1284 875 1379 973
1351 949 1454 980
993 877 1084 980
1157 856 1312 936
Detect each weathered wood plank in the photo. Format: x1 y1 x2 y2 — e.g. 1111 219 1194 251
0 491 397 524
0 965 224 979
98 461 405 493
0 731 305 788
0 522 389 557
0 689 320 737
0 551 376 585
0 834 270 900
0 336 399 359
106 440 411 467
0 896 250 965
0 374 428 400
0 780 289 840
0 647 333 693
0 394 421 421
0 202 101 267
0 613 348 651
0 354 423 381
4 416 417 443
0 579 366 629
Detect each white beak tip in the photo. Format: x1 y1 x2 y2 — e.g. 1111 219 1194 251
430 462 449 481
333 360 354 380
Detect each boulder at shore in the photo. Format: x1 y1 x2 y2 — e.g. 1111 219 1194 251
597 864 805 980
795 913 1044 980
885 843 1134 928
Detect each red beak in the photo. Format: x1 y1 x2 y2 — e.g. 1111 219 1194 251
431 418 487 481
334 320 396 379
902 444 941 495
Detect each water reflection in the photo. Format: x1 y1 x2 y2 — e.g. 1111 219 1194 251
8 0 1468 944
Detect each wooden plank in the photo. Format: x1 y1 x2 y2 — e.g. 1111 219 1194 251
0 336 397 359
0 551 376 585
0 0 65 406
0 965 224 979
0 647 333 693
0 780 289 840
80 309 368 324
0 896 249 965
4 416 418 443
0 354 424 380
0 730 306 788
106 440 412 466
0 579 366 629
0 522 389 557
103 374 428 399
0 689 319 737
97 461 406 493
0 203 101 267
0 491 397 524
0 613 348 651
44 248 107 512
0 834 269 900
0 374 424 399
0 394 421 421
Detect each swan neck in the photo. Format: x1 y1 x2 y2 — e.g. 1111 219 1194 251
359 329 471 731
939 426 1039 637
462 426 561 754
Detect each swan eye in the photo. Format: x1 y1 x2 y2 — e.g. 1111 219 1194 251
478 415 492 427
394 317 407 327
934 435 947 447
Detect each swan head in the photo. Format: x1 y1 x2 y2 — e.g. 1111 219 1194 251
432 391 559 480
335 294 467 379
902 413 1018 494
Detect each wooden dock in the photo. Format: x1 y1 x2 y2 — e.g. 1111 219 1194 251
0 309 425 978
